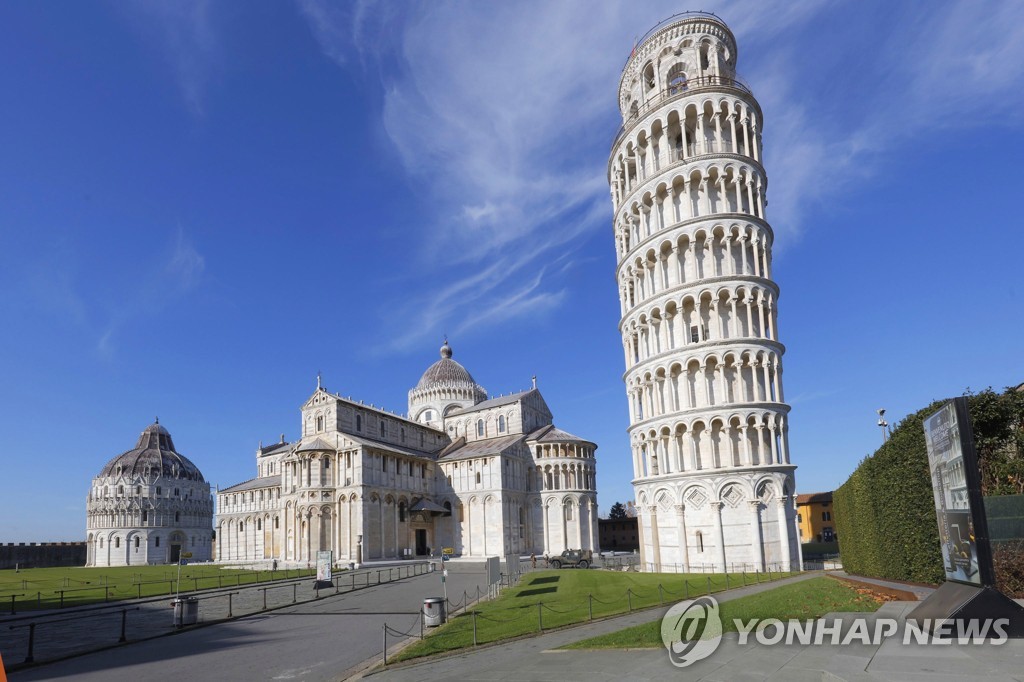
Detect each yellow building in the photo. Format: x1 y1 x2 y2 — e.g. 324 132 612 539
796 492 836 544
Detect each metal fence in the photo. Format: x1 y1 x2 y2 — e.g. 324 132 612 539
1 563 431 670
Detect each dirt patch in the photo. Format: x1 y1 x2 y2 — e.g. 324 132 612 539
830 575 918 602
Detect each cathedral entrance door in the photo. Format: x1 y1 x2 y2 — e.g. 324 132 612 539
170 544 181 564
415 529 428 556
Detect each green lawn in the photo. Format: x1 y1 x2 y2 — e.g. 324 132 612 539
0 565 316 611
393 568 796 662
562 576 884 649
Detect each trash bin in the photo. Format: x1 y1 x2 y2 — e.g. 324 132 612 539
423 597 446 627
172 597 199 627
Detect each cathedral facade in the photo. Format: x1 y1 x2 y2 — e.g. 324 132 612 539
608 13 800 572
216 342 598 565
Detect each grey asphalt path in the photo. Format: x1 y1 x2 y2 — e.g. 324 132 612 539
368 575 1024 682
0 564 433 668
8 567 487 682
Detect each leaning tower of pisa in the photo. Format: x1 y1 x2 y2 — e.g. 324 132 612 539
609 12 799 573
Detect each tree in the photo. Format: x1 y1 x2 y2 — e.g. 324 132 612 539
608 502 627 519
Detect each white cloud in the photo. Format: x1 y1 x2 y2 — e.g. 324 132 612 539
297 0 1024 348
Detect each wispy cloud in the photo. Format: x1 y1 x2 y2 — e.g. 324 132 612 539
98 228 205 356
116 0 222 116
296 0 1024 349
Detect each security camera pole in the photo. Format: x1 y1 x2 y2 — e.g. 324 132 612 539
877 408 888 444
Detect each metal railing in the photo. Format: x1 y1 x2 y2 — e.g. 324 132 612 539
620 12 730 73
0 563 430 670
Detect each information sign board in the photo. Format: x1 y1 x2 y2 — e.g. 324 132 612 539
923 397 994 586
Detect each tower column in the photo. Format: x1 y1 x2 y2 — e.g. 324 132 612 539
749 500 764 571
675 503 690 572
777 496 792 572
648 505 661 572
712 502 727 571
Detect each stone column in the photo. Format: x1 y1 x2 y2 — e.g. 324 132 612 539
740 425 751 465
560 502 568 553
712 502 727 572
777 496 792 571
675 503 690 572
749 500 764 571
542 499 550 552
579 499 588 550
769 424 779 465
636 506 647 570
648 505 662 572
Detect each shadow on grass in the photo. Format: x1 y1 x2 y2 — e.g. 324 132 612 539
527 576 560 585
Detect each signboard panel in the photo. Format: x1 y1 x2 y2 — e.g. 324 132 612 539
923 397 994 586
442 547 454 555
316 550 333 584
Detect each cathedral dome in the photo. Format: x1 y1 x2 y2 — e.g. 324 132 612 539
408 340 487 426
98 421 206 482
415 341 480 391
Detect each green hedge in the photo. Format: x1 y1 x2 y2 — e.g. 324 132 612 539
833 387 1024 587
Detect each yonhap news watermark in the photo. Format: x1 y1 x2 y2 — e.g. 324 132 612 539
661 596 1010 667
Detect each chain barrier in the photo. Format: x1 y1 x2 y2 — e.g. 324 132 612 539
540 601 585 615
476 609 530 624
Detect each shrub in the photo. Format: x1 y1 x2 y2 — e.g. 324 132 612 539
833 386 1024 587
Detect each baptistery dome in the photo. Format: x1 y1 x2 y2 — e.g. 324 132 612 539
98 422 205 481
408 340 486 428
86 421 213 566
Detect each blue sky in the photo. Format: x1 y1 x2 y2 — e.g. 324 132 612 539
2 1 1023 541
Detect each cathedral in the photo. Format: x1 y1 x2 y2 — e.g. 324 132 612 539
215 341 599 565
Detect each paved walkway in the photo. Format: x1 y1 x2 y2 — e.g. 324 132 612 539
6 565 489 681
1 562 439 672
365 574 1024 682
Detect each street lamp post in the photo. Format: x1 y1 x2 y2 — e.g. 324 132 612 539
877 408 889 444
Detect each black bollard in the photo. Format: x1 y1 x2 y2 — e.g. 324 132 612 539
24 622 36 663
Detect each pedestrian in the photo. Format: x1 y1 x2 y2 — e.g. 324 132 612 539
530 553 536 569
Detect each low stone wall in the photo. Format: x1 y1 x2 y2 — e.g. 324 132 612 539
0 542 87 569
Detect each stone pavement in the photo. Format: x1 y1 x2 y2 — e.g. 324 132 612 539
0 562 438 671
366 574 1024 682
6 564 489 681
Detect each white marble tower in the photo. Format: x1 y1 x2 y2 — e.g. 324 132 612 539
608 12 800 572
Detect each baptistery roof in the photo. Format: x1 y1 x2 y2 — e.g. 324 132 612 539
97 421 206 482
414 341 481 391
